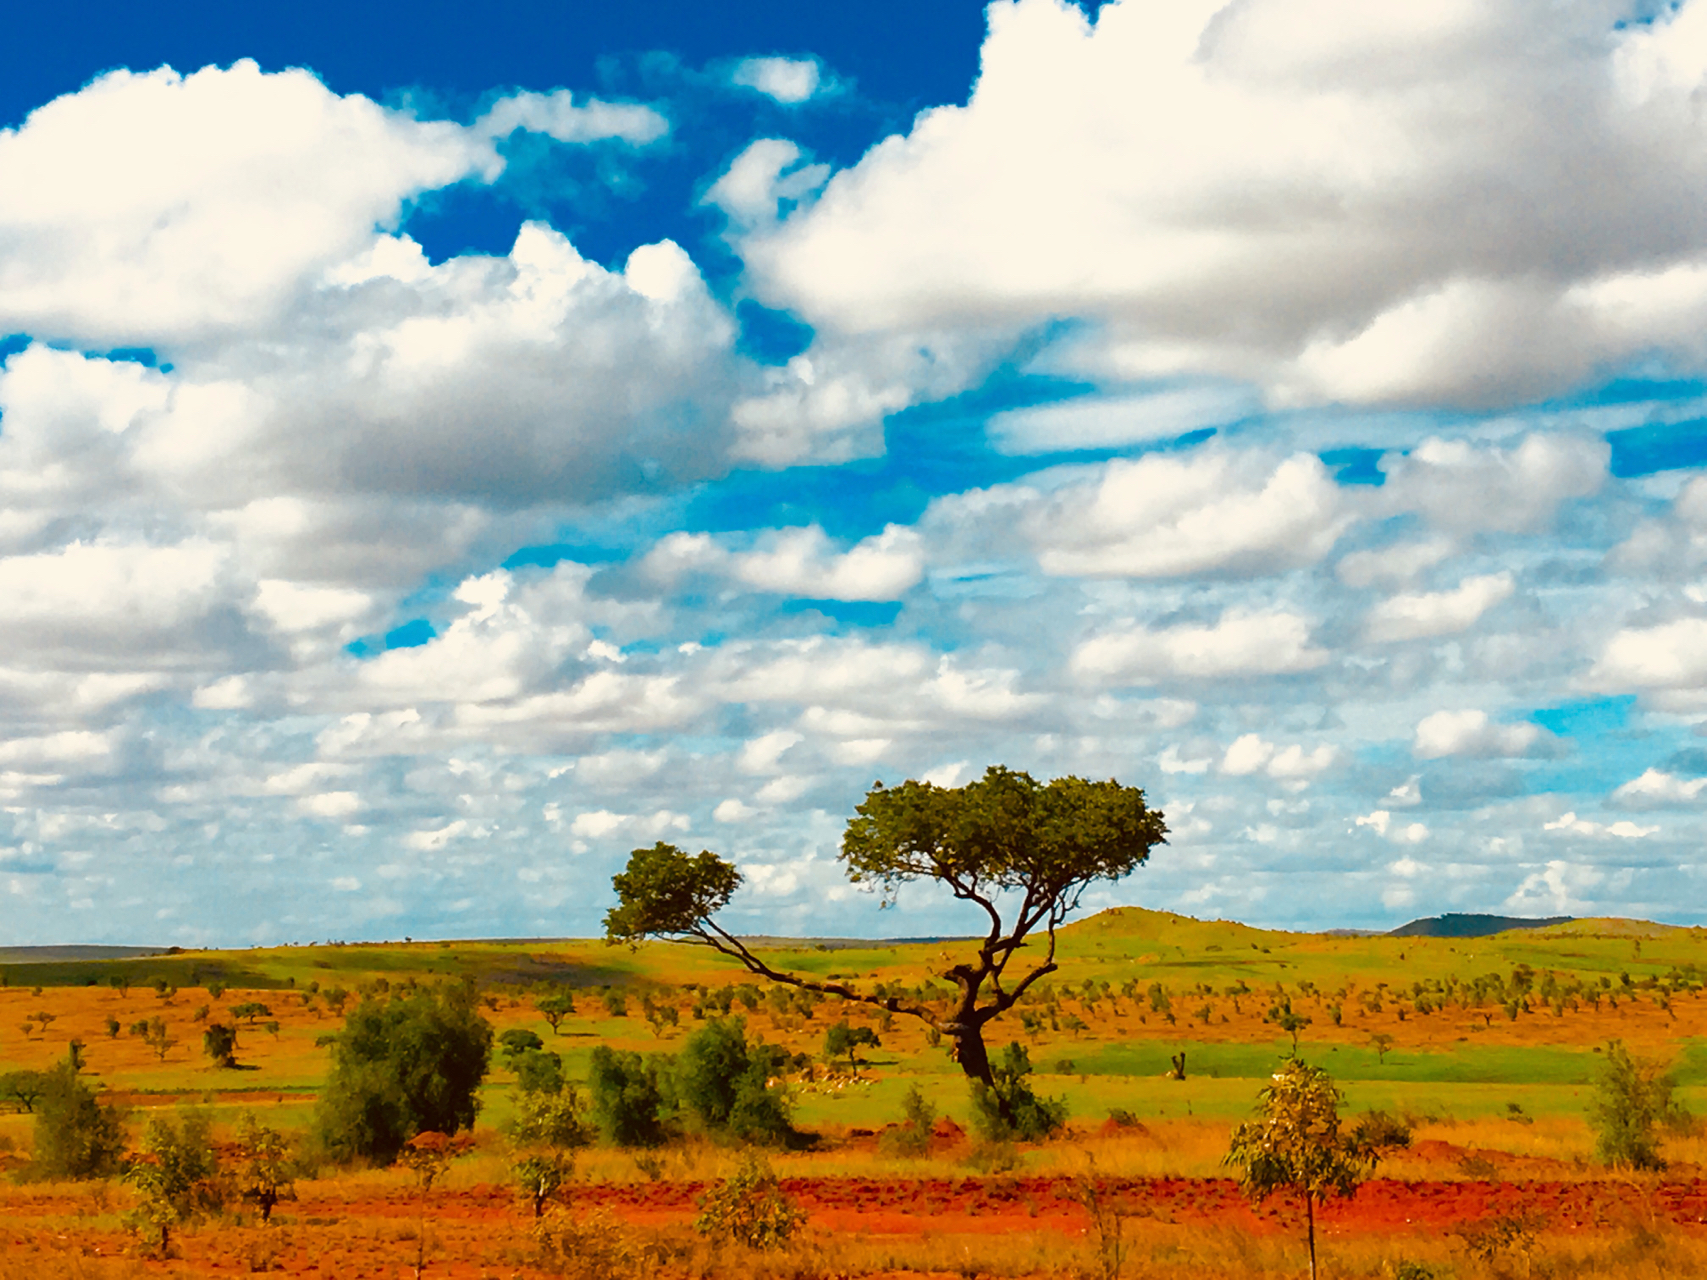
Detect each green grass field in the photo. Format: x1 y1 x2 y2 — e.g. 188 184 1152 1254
3 905 1703 1151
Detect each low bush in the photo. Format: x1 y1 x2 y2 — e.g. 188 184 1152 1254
509 1088 594 1151
969 1042 1068 1142
1591 1039 1688 1170
878 1084 935 1158
1353 1109 1413 1152
695 1153 805 1249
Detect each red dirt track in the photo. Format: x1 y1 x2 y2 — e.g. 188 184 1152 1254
8 1174 1707 1278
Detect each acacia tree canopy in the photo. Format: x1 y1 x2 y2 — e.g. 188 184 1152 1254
602 767 1165 1091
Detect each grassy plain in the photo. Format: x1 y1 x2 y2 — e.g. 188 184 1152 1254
3 906 1706 1276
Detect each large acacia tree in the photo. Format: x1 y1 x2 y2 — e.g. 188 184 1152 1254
604 765 1165 1087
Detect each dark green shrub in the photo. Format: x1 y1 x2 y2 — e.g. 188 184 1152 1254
0 1070 46 1113
823 1020 881 1066
313 983 492 1163
508 1088 593 1150
203 1023 239 1069
587 1046 670 1147
499 1029 546 1062
1353 1109 1412 1152
969 1042 1067 1142
534 989 575 1033
31 1057 125 1179
671 1018 794 1146
513 1049 566 1095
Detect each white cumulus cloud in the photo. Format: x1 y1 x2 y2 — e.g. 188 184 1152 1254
1365 573 1514 644
1073 609 1329 682
737 0 1707 409
1412 709 1553 760
0 61 499 344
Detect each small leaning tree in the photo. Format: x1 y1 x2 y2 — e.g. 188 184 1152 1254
603 765 1165 1095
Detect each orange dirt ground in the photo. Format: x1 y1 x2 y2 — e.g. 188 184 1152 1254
4 1171 1707 1277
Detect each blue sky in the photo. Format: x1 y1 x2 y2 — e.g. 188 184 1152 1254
5 0 1707 945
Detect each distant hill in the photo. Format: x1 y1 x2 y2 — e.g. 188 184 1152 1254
0 945 170 962
1387 913 1573 938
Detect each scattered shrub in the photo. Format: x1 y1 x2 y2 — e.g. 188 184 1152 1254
587 1047 670 1148
203 1023 239 1069
122 1110 225 1254
969 1041 1068 1142
695 1152 805 1249
509 1088 594 1150
1353 1109 1413 1152
822 1019 880 1066
514 1151 574 1218
233 1112 294 1223
670 1018 796 1146
30 1056 125 1180
535 1206 673 1280
878 1084 936 1158
313 982 493 1163
1591 1038 1687 1169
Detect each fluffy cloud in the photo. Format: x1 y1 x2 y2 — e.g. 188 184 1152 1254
1335 539 1453 588
9 21 1707 944
739 0 1707 409
1220 734 1335 781
730 58 823 104
1380 434 1607 535
1364 573 1514 644
1355 810 1429 844
1589 617 1707 709
0 62 499 344
1611 768 1707 809
1543 812 1659 840
645 524 924 600
986 384 1261 454
1412 709 1554 760
1020 451 1353 578
1073 609 1328 682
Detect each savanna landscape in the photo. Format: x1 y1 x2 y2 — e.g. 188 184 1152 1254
3 900 1705 1280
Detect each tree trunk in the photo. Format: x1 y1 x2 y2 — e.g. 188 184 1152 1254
944 977 996 1088
1306 1191 1317 1280
950 1023 994 1087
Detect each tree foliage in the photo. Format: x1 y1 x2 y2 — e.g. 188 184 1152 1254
314 983 493 1163
823 1020 881 1067
670 1018 795 1146
535 989 576 1033
602 767 1164 1094
584 1021 794 1149
0 1069 46 1114
1225 1059 1375 1280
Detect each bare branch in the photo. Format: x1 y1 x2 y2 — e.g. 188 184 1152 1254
695 919 940 1026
